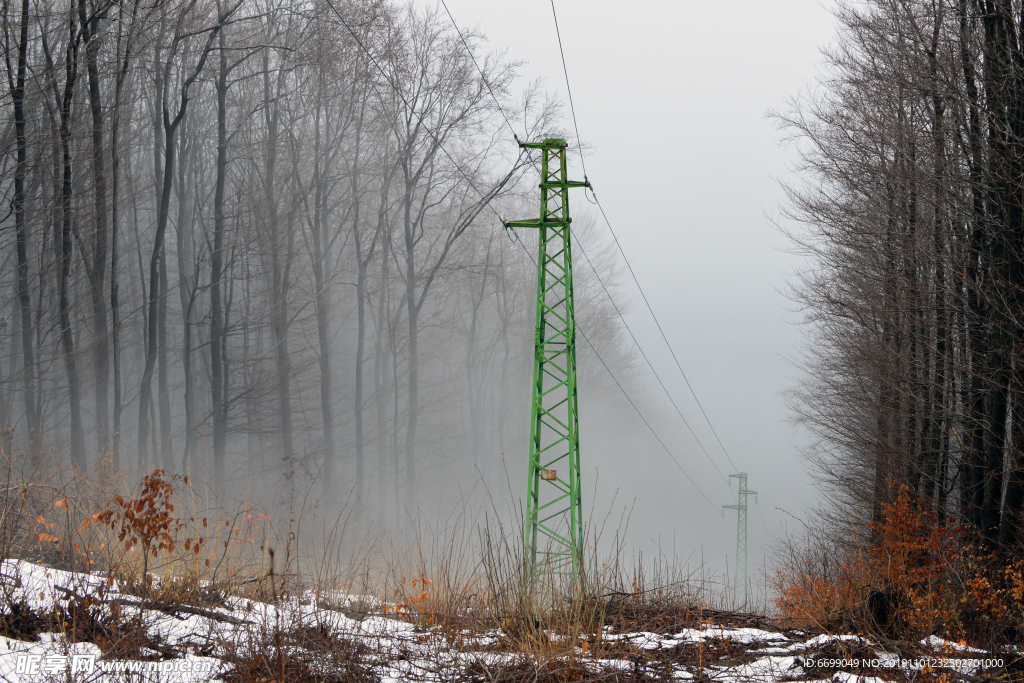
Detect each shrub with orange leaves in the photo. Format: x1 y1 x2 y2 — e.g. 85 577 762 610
773 484 1023 645
772 547 868 632
94 470 205 595
862 485 963 637
384 575 435 628
34 514 58 546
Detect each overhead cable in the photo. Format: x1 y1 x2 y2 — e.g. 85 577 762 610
439 0 521 142
346 0 730 511
321 0 519 226
544 1 741 475
440 1 733 499
507 228 724 519
572 234 729 486
590 191 740 474
550 0 587 180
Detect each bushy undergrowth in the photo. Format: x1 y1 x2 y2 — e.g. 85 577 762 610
772 484 1024 648
16 470 269 605
6 461 1022 681
0 463 754 681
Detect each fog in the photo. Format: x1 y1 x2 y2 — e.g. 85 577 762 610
430 0 840 585
0 0 837 596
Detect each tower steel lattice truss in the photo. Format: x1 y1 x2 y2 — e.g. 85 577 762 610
723 473 757 604
506 138 588 583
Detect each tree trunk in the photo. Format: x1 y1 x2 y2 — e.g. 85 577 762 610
374 208 391 522
138 9 223 472
311 84 335 504
176 111 197 469
210 26 228 484
158 235 171 469
348 110 370 510
58 8 87 472
403 190 418 509
263 45 294 474
140 16 167 471
9 0 40 463
140 121 178 474
79 0 110 462
108 0 136 474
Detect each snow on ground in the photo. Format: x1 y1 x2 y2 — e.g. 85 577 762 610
0 560 1007 682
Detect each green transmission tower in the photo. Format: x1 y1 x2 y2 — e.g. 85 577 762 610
505 138 588 584
723 473 757 604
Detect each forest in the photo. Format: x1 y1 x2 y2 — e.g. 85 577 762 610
783 0 1024 552
775 0 1024 636
0 0 633 523
2 0 1024 678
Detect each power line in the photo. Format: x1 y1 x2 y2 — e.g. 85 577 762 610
438 0 725 507
321 0 519 226
412 0 732 511
550 0 586 180
571 233 729 486
439 2 732 497
441 2 733 488
589 190 740 474
506 227 723 518
439 0 521 142
754 498 769 534
578 324 723 517
544 3 740 475
439 0 549 193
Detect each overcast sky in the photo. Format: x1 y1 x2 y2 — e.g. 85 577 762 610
425 0 839 593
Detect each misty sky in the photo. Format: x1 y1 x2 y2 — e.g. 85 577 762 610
423 0 839 590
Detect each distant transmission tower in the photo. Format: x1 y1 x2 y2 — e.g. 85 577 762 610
723 473 757 604
505 138 588 585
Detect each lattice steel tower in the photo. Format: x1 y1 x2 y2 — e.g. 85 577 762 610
506 138 588 583
723 472 757 604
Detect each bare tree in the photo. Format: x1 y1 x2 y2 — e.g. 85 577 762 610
138 0 235 470
779 0 1024 554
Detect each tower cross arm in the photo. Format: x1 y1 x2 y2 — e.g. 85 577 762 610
541 180 588 189
520 138 569 149
505 218 575 229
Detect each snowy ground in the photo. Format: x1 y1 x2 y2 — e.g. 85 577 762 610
0 560 1012 682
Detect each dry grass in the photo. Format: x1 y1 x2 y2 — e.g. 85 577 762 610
0 463 754 680
2 464 1020 682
